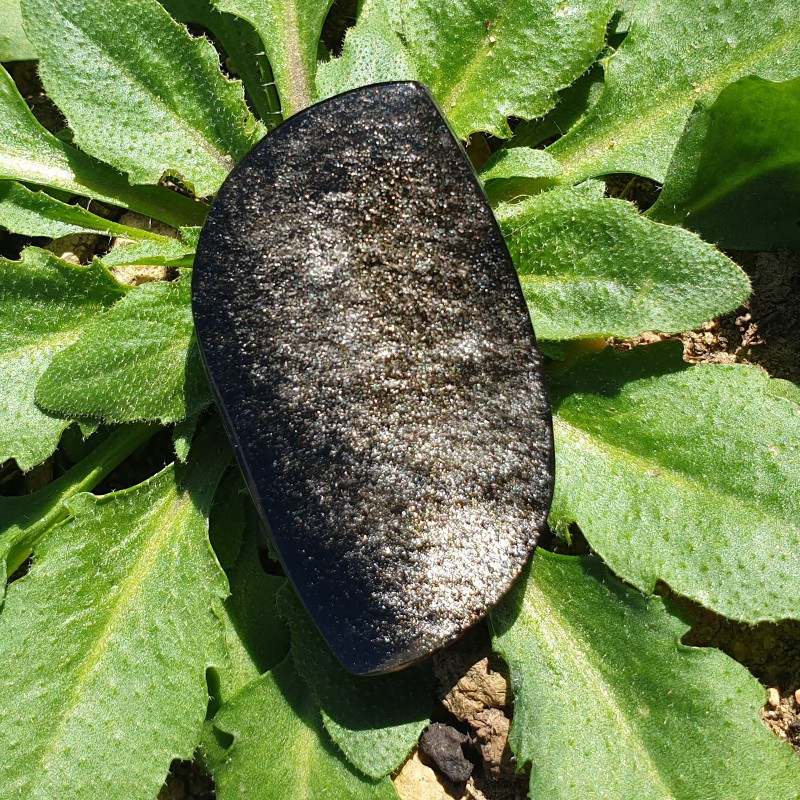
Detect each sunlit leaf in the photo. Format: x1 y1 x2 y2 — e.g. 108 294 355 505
0 66 204 227
0 421 231 798
0 0 35 60
160 0 280 124
491 552 800 800
0 180 178 240
651 75 800 250
23 0 264 196
549 0 800 182
549 343 800 623
0 248 126 470
0 423 156 595
36 274 212 424
497 189 749 340
215 0 334 118
317 0 616 139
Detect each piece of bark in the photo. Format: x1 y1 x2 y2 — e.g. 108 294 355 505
420 723 473 784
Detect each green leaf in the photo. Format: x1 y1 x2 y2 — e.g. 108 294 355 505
201 473 289 771
490 552 800 800
279 586 433 779
548 0 800 183
214 0 333 118
178 225 201 250
650 75 800 251
210 474 289 704
0 422 157 594
22 0 264 197
0 66 205 227
208 471 246 571
160 0 280 124
317 0 617 139
36 273 212 424
537 340 567 361
316 2 415 100
0 248 127 471
480 147 562 184
0 180 179 240
220 541 287 697
496 188 750 340
509 63 605 150
209 658 398 799
0 0 35 60
0 420 231 799
100 234 197 268
173 412 201 463
407 0 616 140
548 342 800 623
480 147 563 205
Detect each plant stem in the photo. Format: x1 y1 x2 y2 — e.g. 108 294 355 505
255 54 283 129
79 176 210 229
3 422 160 576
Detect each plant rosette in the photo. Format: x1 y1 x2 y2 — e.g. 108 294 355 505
0 1 799 798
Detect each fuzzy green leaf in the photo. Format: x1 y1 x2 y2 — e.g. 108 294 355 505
279 586 433 779
200 473 289 771
0 0 35 60
210 658 398 799
491 552 800 800
173 412 201 463
215 0 334 118
549 0 800 183
99 234 197 268
36 273 212 424
0 421 231 799
317 0 616 139
0 66 204 227
0 180 179 241
650 75 800 250
496 189 750 340
316 2 415 99
0 249 126 470
549 343 800 623
160 0 280 124
210 474 289 704
480 147 563 205
218 529 288 697
509 63 605 150
22 0 264 197
480 148 562 184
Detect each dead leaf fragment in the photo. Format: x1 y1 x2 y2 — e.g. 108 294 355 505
469 708 513 779
440 657 508 720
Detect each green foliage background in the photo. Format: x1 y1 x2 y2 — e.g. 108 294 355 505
0 0 798 797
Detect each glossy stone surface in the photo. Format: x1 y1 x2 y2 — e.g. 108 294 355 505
192 82 553 675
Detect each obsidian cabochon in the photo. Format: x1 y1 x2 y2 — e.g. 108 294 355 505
192 82 554 675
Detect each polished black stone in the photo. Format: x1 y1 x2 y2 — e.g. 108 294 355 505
192 82 554 675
